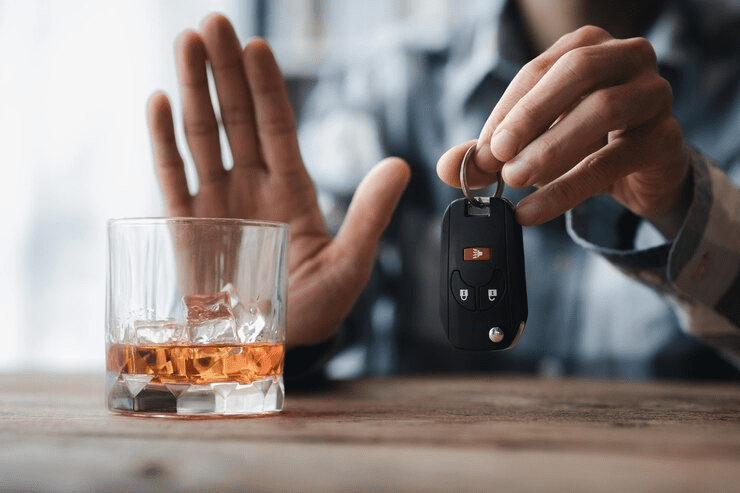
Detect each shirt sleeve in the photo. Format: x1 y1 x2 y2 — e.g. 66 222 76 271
566 147 740 361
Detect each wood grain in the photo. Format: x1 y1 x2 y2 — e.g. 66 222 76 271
1 373 739 492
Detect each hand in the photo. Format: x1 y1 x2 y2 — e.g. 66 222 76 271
147 14 410 348
437 26 691 238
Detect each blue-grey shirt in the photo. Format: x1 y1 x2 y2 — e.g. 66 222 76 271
297 0 740 380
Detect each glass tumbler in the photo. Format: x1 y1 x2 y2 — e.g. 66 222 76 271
106 218 288 417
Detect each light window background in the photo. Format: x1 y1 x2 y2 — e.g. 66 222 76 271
0 0 457 372
0 0 257 371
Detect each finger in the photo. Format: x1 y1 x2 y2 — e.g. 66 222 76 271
489 37 658 165
242 38 304 178
334 158 411 275
503 72 671 189
147 91 192 216
199 14 262 171
515 127 649 226
436 140 500 189
475 26 612 170
175 30 226 187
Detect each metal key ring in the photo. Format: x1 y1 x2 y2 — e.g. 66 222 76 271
460 142 504 208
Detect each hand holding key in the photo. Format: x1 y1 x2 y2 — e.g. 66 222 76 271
147 14 410 349
437 26 692 239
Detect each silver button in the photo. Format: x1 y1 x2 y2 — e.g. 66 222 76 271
489 327 504 343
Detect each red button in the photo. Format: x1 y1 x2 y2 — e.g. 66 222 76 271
463 247 491 262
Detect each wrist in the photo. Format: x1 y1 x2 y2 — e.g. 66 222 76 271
647 164 694 241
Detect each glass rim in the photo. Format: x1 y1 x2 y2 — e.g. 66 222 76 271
107 216 289 230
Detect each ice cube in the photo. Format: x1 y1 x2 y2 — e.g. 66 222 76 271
235 299 273 343
221 282 240 308
184 292 237 344
189 317 237 344
221 284 267 342
185 292 232 323
133 320 187 345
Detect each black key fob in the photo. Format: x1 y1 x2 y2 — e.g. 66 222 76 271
439 145 527 350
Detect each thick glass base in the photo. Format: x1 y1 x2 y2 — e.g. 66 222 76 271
106 372 284 417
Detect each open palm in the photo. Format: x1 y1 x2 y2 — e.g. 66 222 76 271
147 14 410 348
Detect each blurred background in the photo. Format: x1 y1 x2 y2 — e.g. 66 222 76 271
5 0 739 380
0 0 461 372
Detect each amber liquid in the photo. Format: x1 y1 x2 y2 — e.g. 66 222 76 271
107 342 285 386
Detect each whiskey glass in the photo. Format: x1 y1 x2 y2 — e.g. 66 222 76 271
106 218 288 417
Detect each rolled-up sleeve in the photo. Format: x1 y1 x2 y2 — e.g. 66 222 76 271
567 148 740 361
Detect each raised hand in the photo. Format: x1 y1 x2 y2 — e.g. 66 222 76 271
147 14 410 348
437 26 692 239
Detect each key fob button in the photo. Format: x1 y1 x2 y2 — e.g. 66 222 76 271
451 270 476 311
479 270 504 311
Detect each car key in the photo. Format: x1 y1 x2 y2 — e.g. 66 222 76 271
440 144 528 350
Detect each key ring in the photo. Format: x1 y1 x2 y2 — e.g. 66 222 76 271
460 142 504 208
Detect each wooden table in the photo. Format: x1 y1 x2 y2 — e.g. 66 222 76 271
1 373 739 492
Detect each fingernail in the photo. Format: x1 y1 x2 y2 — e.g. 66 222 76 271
474 144 494 171
490 130 517 162
502 159 527 187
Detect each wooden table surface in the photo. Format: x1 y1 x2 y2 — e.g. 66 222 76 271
1 373 739 492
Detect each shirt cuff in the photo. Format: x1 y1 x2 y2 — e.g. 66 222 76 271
668 151 740 329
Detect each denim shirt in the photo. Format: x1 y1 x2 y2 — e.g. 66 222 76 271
296 0 740 379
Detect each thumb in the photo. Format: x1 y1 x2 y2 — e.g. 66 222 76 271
333 157 411 273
